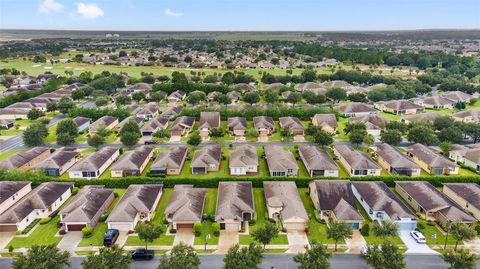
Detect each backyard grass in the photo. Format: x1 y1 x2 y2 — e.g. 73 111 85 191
5 216 63 249
194 188 219 246
336 117 348 141
379 112 402 121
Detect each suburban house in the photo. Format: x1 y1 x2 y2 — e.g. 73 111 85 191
448 144 480 172
68 147 120 179
160 106 183 119
227 91 241 103
333 145 381 176
136 103 160 120
311 114 337 134
127 82 152 94
264 181 308 231
443 183 480 220
0 119 14 130
401 112 441 124
413 95 455 109
150 147 188 176
164 185 206 231
229 144 259 176
374 100 424 115
451 108 480 123
106 184 163 232
336 102 378 117
115 116 144 133
227 117 247 141
298 145 339 177
253 116 275 142
73 117 91 133
0 181 31 215
199 112 221 141
207 91 221 102
169 116 195 141
308 180 363 229
110 146 154 177
88 116 119 135
440 91 472 104
0 108 28 120
0 182 73 232
215 181 254 231
141 116 169 136
35 148 80 177
348 115 389 136
167 90 186 103
405 143 459 175
59 186 115 232
191 146 222 174
279 117 305 140
352 181 418 230
395 181 476 227
0 147 50 170
264 146 298 177
374 143 421 176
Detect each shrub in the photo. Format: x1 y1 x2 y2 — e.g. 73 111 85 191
193 222 202 236
99 214 108 222
22 219 40 234
114 191 119 198
71 187 79 195
8 245 14 253
170 229 177 234
39 217 52 224
475 223 480 236
59 229 67 235
15 230 22 235
82 226 93 238
212 223 220 236
427 220 435 226
361 223 370 236
417 220 426 230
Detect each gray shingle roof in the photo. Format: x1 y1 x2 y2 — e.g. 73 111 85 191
312 114 337 129
69 147 119 172
35 148 79 170
215 182 254 221
229 144 258 168
376 144 419 169
406 143 458 169
227 117 247 131
0 147 50 169
111 146 154 171
90 116 118 132
443 183 480 210
164 185 205 223
298 145 338 171
253 116 274 130
152 147 188 170
73 116 91 127
60 186 114 223
265 146 298 171
279 117 304 131
0 181 31 204
191 146 222 168
199 112 220 129
263 181 308 221
337 102 376 114
334 145 379 170
141 117 169 132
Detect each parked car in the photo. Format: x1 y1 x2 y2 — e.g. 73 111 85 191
131 249 154 260
104 229 119 247
410 231 426 244
144 140 157 145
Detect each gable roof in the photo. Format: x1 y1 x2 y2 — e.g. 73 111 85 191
352 181 417 221
0 181 31 204
443 183 480 210
137 104 159 116
406 143 458 169
227 117 247 131
337 102 377 114
170 116 195 131
116 116 144 132
141 117 169 132
152 147 188 170
312 114 337 129
161 106 183 117
375 143 419 169
106 184 163 223
111 146 154 171
265 146 298 171
60 186 114 223
191 146 222 168
168 90 186 100
334 145 380 170
0 147 50 169
35 148 79 170
253 116 274 129
264 181 308 221
298 145 338 171
90 116 118 131
199 112 221 129
229 144 258 168
349 114 388 129
216 182 254 221
70 147 119 172
279 117 304 131
73 116 91 127
164 185 206 223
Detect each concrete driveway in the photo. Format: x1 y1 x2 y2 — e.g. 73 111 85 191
399 231 438 254
0 232 15 250
345 230 367 253
464 238 480 255
173 231 195 246
57 232 83 254
116 232 128 247
286 230 309 254
216 231 238 254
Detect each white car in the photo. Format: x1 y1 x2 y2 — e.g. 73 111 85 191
410 231 427 243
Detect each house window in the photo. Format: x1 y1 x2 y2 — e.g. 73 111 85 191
466 203 469 208
408 196 412 202
287 169 293 174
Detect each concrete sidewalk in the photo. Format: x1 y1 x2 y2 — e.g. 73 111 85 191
57 232 83 254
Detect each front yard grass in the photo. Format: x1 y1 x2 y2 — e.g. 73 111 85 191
194 188 219 246
6 216 63 249
418 224 459 246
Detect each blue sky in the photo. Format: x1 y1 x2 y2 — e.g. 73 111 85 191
0 0 479 30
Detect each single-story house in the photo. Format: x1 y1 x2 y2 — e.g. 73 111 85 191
215 181 254 231
150 147 188 176
333 145 381 177
413 96 455 109
352 181 418 230
136 104 160 120
169 116 195 139
229 144 258 176
298 145 339 177
0 108 29 120
164 185 206 231
448 144 480 173
141 117 169 136
0 182 73 232
0 181 31 215
59 186 115 232
336 102 378 117
207 91 221 102
374 100 424 115
311 114 337 134
191 145 222 174
106 184 163 232
68 147 120 179
264 181 308 231
405 143 459 176
35 148 80 177
279 117 305 138
440 91 472 104
443 183 480 220
0 119 14 130
73 117 91 133
160 106 183 119
89 116 119 135
308 180 363 229
253 116 275 142
0 147 51 170
199 112 221 141
374 143 421 176
395 181 476 227
227 117 247 141
115 116 144 133
265 146 298 177
451 108 480 123
348 115 389 137
227 91 241 103
401 112 441 124
110 146 154 177
167 90 186 103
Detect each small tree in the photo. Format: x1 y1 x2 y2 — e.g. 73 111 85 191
362 241 406 269
450 222 477 251
380 129 403 145
242 92 260 106
136 222 164 250
132 91 146 102
57 96 75 114
120 121 141 147
96 126 111 138
442 249 478 269
209 128 225 138
23 123 48 147
223 244 263 269
57 132 75 146
363 134 375 147
327 221 353 251
157 243 201 269
87 134 106 149
116 95 132 106
95 97 109 107
187 133 201 146
439 141 453 156
193 222 202 236
326 87 347 103
12 245 70 269
371 220 399 240
293 242 331 269
82 245 131 269
286 92 302 106
27 108 44 120
251 222 280 249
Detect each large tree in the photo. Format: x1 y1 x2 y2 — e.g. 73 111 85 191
407 125 438 145
325 87 347 103
449 222 477 251
251 222 280 249
57 96 75 114
371 221 399 239
87 134 106 149
348 128 368 146
223 244 263 269
12 245 70 269
23 123 48 147
293 243 331 269
442 249 478 269
362 241 406 269
82 245 131 269
380 129 403 145
242 92 260 106
157 243 200 269
136 222 164 250
56 118 78 146
327 221 353 251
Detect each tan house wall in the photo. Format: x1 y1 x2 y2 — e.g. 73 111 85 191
19 150 51 170
443 186 480 220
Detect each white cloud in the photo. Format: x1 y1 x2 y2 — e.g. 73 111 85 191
164 9 183 17
76 2 104 19
38 0 64 14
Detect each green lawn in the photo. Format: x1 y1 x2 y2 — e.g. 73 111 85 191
169 148 229 179
45 123 58 143
0 150 24 161
6 216 63 249
194 188 219 246
379 112 402 121
418 224 459 246
336 117 348 141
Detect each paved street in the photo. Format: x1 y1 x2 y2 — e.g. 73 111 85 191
0 254 465 269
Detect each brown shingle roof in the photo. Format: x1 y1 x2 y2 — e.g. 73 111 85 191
70 147 119 172
299 145 338 171
152 147 188 170
227 117 247 131
279 117 304 131
164 185 205 223
312 114 337 129
199 112 220 129
35 148 79 170
443 183 480 210
334 145 379 170
111 146 153 171
376 144 419 169
265 146 298 171
229 144 258 168
0 181 31 204
263 181 308 221
0 147 50 169
406 143 458 169
253 116 274 130
60 186 114 223
191 146 222 168
215 182 254 221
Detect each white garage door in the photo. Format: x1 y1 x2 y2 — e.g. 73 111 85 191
108 223 133 232
285 222 305 231
225 223 240 231
397 221 417 231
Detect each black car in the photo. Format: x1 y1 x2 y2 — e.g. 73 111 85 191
144 140 157 145
131 249 154 260
103 229 119 247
